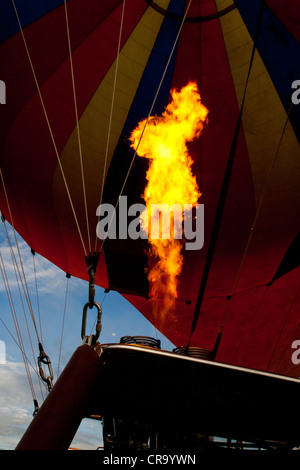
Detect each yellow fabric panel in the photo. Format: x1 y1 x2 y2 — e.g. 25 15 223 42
215 1 300 207
52 1 170 250
215 1 300 287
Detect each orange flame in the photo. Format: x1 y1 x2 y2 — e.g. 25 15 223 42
129 82 208 317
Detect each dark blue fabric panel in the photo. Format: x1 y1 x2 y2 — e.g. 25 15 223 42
122 0 187 135
235 0 300 142
0 0 65 43
104 0 187 204
102 0 188 294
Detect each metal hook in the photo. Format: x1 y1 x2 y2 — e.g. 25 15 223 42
85 252 100 309
81 301 102 344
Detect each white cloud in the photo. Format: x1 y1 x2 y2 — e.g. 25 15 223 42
0 361 33 449
0 223 90 299
0 236 66 296
71 419 103 450
0 222 174 451
0 360 103 450
0 340 5 364
0 225 103 450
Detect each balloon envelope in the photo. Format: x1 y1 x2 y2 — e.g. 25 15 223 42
0 0 299 377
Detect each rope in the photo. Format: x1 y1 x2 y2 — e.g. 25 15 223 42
95 0 126 253
97 0 193 255
63 0 91 254
0 220 46 401
31 249 43 344
0 317 47 391
0 170 41 343
57 274 70 377
0 246 39 404
11 0 88 257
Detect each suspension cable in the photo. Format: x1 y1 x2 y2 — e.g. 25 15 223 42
1 216 46 401
63 0 91 254
0 173 40 343
94 0 126 253
0 245 40 412
11 0 88 257
0 317 48 392
31 249 43 344
0 169 54 394
30 248 54 394
96 0 193 256
57 273 71 378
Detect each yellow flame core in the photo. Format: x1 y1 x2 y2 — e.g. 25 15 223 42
129 82 208 314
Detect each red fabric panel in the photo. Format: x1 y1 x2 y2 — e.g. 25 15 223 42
0 0 147 282
123 1 300 379
0 0 123 138
266 0 300 42
125 266 300 378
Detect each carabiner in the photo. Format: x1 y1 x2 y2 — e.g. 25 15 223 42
81 301 102 344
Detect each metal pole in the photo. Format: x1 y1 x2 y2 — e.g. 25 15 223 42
16 344 104 450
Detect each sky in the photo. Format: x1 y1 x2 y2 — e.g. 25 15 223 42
0 222 175 450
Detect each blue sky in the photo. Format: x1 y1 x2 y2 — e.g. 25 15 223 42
0 222 175 450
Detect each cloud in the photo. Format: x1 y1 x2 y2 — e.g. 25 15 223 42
0 222 89 349
71 419 103 450
0 361 33 449
0 340 5 364
0 224 103 450
0 234 67 295
0 222 174 450
0 360 103 450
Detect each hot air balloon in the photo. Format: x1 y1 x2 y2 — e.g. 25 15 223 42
0 0 299 451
